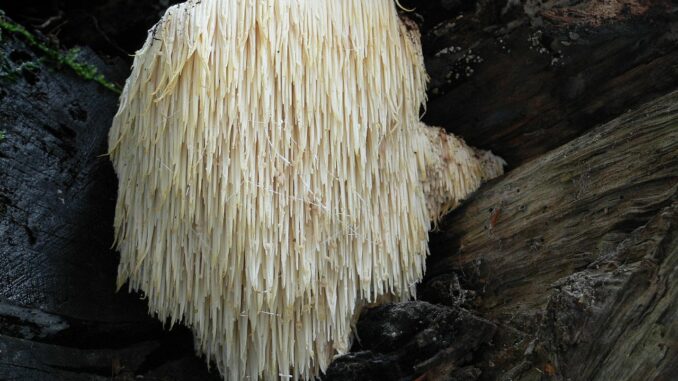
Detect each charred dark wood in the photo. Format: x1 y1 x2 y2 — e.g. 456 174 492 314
0 300 223 381
324 302 496 381
0 0 182 59
0 21 220 381
415 0 678 166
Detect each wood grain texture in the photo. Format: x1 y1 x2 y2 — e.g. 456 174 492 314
423 90 678 380
0 22 221 381
428 89 677 318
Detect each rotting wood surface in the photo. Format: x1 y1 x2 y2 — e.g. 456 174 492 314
421 90 678 380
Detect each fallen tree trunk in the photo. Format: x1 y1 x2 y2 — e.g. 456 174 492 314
0 18 221 381
328 90 677 380
426 88 678 380
428 89 677 318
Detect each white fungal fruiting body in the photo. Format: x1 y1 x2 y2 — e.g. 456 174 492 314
416 122 506 222
108 1 504 380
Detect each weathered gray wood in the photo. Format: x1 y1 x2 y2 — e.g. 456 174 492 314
429 90 677 315
537 203 677 381
422 90 678 380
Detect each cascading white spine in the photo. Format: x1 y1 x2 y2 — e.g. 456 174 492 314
108 1 504 379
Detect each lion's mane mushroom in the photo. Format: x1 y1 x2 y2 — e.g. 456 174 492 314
108 0 504 380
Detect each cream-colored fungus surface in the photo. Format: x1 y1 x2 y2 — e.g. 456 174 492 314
108 1 504 379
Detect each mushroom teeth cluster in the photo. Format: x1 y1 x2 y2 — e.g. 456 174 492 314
108 0 505 380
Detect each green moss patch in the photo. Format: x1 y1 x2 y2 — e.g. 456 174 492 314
0 11 121 94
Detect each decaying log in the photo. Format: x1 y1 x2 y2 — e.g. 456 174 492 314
0 24 220 381
417 0 678 166
428 89 677 316
0 29 125 320
421 90 678 380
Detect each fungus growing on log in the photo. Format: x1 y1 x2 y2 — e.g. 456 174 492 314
108 0 504 379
